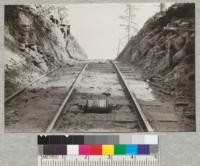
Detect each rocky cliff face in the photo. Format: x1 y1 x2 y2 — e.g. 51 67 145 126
117 3 195 119
5 5 87 96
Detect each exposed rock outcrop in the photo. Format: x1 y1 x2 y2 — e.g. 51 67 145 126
5 5 87 96
117 3 195 119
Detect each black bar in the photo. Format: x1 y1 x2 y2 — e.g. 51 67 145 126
38 135 50 145
72 135 84 144
38 135 68 144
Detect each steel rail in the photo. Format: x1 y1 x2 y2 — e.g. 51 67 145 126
45 63 88 132
5 66 62 104
110 60 153 132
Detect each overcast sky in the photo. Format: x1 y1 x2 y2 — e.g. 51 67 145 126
67 3 172 60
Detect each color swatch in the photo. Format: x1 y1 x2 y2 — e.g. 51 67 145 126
38 135 158 156
102 145 114 155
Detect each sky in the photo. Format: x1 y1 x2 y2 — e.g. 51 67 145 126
67 3 172 60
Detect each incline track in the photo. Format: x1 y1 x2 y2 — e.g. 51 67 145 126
5 60 153 132
5 67 60 103
52 61 153 132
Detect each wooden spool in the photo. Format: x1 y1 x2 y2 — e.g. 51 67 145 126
84 99 111 113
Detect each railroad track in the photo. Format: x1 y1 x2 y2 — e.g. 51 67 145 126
48 60 153 132
5 60 153 132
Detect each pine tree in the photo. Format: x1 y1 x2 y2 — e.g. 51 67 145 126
119 4 138 42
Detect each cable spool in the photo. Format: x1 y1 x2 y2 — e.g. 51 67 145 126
84 99 112 113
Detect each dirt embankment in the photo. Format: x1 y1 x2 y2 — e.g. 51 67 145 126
117 3 195 120
5 5 87 96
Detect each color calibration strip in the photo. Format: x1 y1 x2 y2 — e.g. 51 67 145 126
38 135 159 166
39 144 157 155
38 135 158 156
